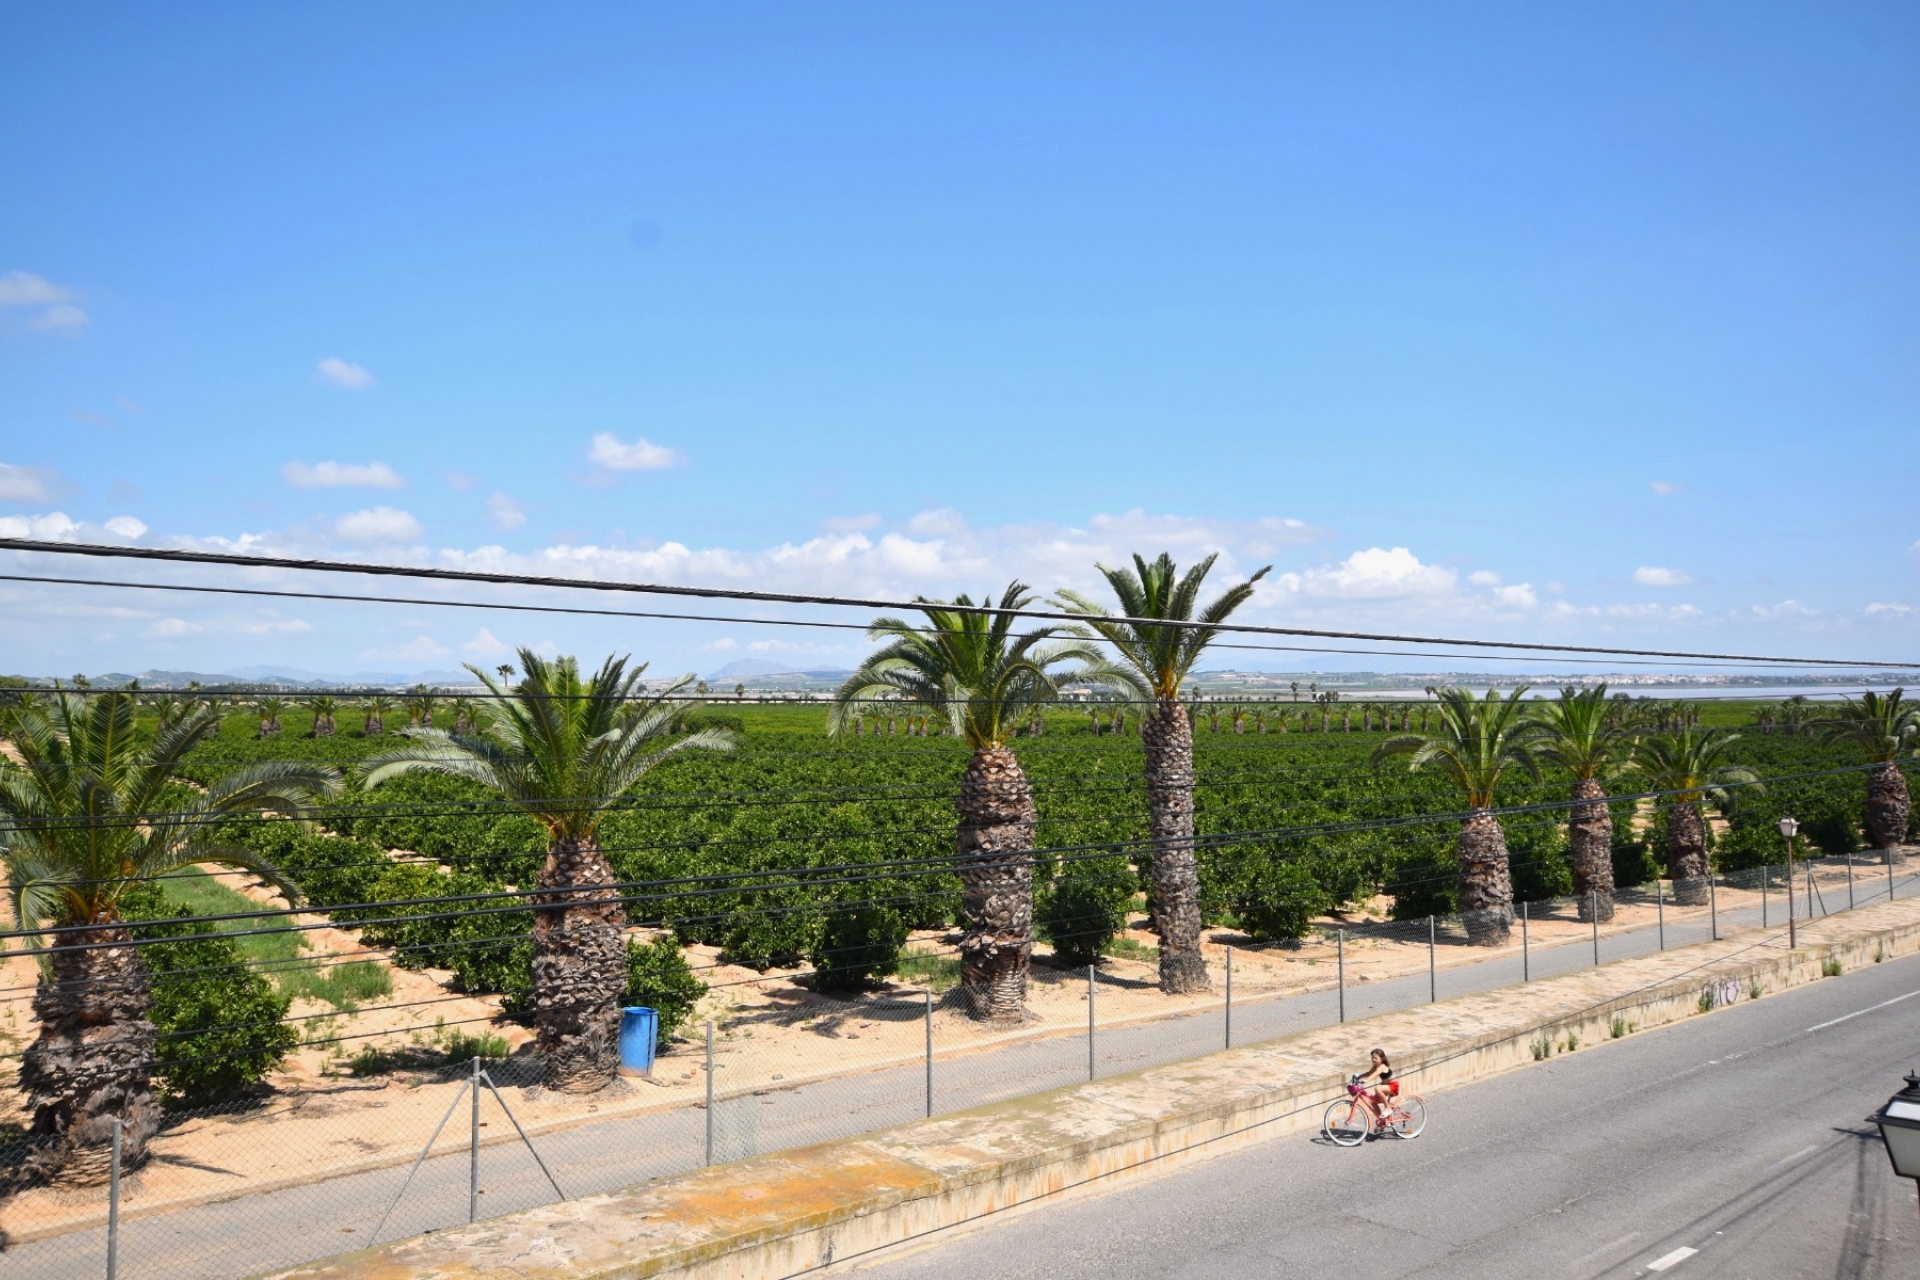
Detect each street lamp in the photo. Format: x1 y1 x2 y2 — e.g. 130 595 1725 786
1778 815 1799 949
1872 1072 1920 1224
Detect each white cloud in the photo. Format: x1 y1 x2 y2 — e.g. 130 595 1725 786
706 637 738 651
588 433 684 472
444 471 480 492
103 516 147 539
1633 566 1693 587
1650 481 1683 496
1467 570 1502 587
486 492 528 531
1494 583 1538 609
461 627 512 657
0 271 87 331
0 512 81 539
315 357 374 389
334 506 424 544
1867 602 1914 616
238 617 314 636
282 460 404 489
0 463 54 502
361 635 451 660
823 513 883 533
146 618 199 639
32 304 89 331
1276 547 1457 600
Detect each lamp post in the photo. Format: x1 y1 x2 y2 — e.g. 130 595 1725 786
1871 1072 1920 1224
1779 816 1799 949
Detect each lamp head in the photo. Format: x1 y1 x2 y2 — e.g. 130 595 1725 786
1873 1072 1920 1181
1778 815 1799 840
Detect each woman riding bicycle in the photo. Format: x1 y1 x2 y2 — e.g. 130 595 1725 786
1353 1048 1396 1117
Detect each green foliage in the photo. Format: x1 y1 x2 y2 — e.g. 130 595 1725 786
624 935 706 1047
1508 823 1573 903
896 951 961 992
1230 855 1331 943
1037 857 1135 967
123 886 298 1106
810 902 911 989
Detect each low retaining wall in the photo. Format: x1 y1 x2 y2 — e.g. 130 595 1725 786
266 897 1920 1280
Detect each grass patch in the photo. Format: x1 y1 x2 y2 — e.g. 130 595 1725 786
896 951 961 993
347 1027 510 1076
1530 1033 1553 1061
278 960 393 1010
1103 935 1160 963
1822 956 1844 977
163 868 304 966
1610 1014 1634 1039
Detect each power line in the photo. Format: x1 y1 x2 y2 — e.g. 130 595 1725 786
2 537 1913 670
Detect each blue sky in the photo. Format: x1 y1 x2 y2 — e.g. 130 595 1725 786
3 3 1917 678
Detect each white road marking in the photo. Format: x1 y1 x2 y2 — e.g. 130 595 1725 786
1646 1245 1698 1271
1806 988 1920 1033
1762 1144 1819 1173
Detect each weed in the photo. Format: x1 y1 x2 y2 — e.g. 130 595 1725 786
1822 957 1843 977
1748 977 1765 1000
1102 935 1160 963
1560 1032 1580 1053
1610 1014 1635 1039
1875 941 1887 964
1530 1034 1553 1061
896 951 961 993
277 960 393 1010
441 1029 510 1064
1698 988 1718 1013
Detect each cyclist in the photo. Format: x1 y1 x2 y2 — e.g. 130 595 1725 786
1353 1048 1396 1119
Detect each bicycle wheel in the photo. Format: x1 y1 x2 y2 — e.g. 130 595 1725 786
1324 1097 1370 1146
1388 1095 1427 1138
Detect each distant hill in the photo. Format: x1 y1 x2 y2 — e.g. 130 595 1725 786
705 658 799 680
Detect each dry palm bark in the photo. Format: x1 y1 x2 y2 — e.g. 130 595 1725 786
1456 810 1515 945
18 927 162 1185
1866 762 1911 866
529 837 628 1091
1569 778 1616 922
1142 699 1208 993
957 747 1036 1026
1666 802 1711 904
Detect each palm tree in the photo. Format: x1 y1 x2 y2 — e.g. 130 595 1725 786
1375 688 1541 945
1533 685 1634 922
450 695 482 735
831 583 1120 1023
404 684 437 729
255 695 285 738
362 694 394 736
1056 553 1270 994
1630 729 1758 905
308 695 337 738
1 691 339 1183
1818 690 1918 864
362 650 733 1091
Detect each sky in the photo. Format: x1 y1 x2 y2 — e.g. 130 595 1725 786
3 3 1918 681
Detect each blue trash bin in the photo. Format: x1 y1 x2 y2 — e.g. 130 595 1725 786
619 1007 659 1076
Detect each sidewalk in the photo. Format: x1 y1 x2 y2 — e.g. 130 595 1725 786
265 892 1920 1280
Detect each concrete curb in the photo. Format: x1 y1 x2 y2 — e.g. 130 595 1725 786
262 898 1920 1280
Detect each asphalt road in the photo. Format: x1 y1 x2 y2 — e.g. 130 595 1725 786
851 949 1920 1280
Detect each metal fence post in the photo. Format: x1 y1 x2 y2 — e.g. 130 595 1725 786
704 1019 715 1165
1762 865 1768 928
1848 852 1855 910
1087 964 1096 1081
1521 903 1529 982
469 1053 481 1223
107 1117 121 1280
1657 880 1665 951
1893 855 1898 903
1337 929 1346 1022
1428 915 1436 1003
1224 946 1233 1050
923 989 933 1118
1709 874 1718 942
1591 891 1600 964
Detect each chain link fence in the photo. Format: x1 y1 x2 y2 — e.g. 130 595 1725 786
2 852 1911 1280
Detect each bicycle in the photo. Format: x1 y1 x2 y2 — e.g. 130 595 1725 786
1323 1078 1426 1146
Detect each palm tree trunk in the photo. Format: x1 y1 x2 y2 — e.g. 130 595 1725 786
528 836 627 1091
18 927 161 1185
1866 762 1910 865
1142 698 1210 994
1569 778 1616 922
956 746 1035 1026
1666 802 1710 905
1457 810 1514 946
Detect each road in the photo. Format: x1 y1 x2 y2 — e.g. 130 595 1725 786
851 949 1920 1280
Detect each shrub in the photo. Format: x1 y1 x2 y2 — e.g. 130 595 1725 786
1801 798 1861 857
625 935 707 1048
1038 858 1135 968
1508 827 1573 904
1233 856 1331 944
810 902 910 990
124 886 298 1106
1610 835 1660 890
